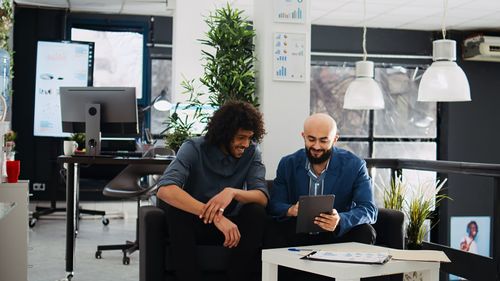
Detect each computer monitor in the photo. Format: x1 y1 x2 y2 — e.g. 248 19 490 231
60 87 139 156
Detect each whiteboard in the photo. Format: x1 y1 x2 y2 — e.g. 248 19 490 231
33 41 93 137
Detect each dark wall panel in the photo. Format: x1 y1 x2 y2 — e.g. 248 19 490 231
312 25 433 55
12 6 172 201
438 31 500 247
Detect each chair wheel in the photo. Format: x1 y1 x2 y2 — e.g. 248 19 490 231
66 273 73 280
95 251 102 259
123 256 130 265
29 218 37 228
102 217 109 225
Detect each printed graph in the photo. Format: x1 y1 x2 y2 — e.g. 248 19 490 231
274 0 306 24
273 32 306 82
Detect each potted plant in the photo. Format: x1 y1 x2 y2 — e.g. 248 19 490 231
405 178 449 249
3 129 15 160
380 173 406 211
199 3 258 108
69 133 85 151
163 102 200 152
163 4 259 147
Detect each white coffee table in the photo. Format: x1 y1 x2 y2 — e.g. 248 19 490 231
262 242 440 281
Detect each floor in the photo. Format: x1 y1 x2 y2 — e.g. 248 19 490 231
28 201 140 281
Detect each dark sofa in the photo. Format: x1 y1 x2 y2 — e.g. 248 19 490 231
139 189 405 281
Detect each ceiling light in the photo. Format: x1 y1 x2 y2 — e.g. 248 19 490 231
344 61 384 109
343 0 384 110
417 0 470 102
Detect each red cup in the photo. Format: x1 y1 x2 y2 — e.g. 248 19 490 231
6 160 20 183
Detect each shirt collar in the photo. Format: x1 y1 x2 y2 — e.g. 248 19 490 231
305 154 331 180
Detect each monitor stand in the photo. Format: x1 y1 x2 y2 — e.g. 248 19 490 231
85 103 102 156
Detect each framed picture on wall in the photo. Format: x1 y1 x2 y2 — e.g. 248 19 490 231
273 32 306 82
449 216 491 280
273 0 306 23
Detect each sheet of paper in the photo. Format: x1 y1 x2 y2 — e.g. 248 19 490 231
305 251 391 264
389 249 451 262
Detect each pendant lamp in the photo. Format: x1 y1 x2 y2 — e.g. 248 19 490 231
417 0 470 102
343 0 384 110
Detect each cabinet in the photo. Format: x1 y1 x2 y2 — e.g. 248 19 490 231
0 181 29 281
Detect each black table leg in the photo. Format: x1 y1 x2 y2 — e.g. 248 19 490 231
65 163 76 278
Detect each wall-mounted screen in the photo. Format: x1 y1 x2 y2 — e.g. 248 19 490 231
33 40 94 137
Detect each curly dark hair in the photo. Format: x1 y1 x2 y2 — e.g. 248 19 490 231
205 101 265 147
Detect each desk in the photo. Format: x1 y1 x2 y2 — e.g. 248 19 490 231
0 181 29 281
262 242 440 281
57 156 171 280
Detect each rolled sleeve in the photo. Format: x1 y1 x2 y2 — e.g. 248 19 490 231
245 145 269 199
157 140 198 189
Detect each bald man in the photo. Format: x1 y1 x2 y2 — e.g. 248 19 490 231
267 113 377 248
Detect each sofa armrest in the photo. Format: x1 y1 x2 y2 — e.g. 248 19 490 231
373 208 405 249
139 205 167 281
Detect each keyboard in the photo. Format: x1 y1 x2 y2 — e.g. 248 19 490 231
100 151 144 158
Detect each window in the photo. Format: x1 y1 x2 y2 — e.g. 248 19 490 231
150 58 172 135
71 28 145 99
310 61 437 205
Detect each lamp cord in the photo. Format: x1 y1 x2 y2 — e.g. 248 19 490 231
362 0 367 61
441 0 448 39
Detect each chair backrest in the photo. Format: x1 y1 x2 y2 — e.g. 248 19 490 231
103 161 170 199
143 146 175 158
103 146 174 199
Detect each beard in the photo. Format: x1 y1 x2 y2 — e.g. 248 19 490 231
305 146 332 164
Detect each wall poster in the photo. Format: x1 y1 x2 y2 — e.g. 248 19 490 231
273 0 306 23
273 32 306 82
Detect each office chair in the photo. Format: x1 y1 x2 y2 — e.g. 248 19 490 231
95 147 173 265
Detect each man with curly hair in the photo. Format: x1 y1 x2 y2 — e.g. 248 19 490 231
156 101 267 281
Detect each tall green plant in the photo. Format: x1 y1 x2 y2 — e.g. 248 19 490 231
382 173 406 211
0 0 14 97
405 178 449 248
0 0 13 51
199 3 258 108
163 4 258 144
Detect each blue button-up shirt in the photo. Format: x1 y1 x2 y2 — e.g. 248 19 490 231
268 146 377 237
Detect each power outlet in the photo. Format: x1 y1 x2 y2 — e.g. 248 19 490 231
33 183 46 191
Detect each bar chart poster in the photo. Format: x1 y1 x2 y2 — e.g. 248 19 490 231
273 0 306 23
273 32 306 82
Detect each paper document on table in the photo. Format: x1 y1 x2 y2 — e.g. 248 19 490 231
301 251 391 264
388 249 450 263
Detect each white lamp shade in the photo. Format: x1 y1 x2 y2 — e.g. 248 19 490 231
343 61 385 110
418 39 471 102
153 99 172 111
344 77 385 110
417 61 470 102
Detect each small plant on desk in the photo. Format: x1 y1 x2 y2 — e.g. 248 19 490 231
4 129 16 160
69 133 85 151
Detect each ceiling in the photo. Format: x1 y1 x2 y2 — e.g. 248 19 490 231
13 0 500 31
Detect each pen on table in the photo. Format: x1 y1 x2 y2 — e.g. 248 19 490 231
288 248 314 252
